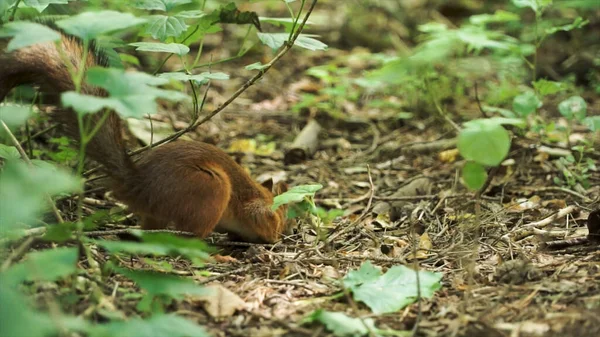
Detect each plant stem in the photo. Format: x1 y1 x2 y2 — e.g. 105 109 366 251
9 0 21 21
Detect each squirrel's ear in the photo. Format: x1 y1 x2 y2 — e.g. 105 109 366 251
274 181 288 195
261 178 274 191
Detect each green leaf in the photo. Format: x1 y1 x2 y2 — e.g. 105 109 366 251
469 10 520 25
512 0 552 14
3 247 78 284
458 122 511 166
558 96 587 121
0 105 31 136
117 268 209 299
0 160 81 232
63 67 189 118
303 310 378 337
158 71 230 84
512 91 542 117
271 184 323 211
135 0 192 11
56 10 147 40
61 92 113 115
343 261 442 314
462 161 488 190
129 42 189 56
89 314 208 337
0 281 89 337
0 144 20 160
22 0 68 12
583 116 600 132
257 32 328 51
145 15 188 41
42 222 77 242
546 17 588 35
0 21 61 51
93 231 213 261
532 79 567 97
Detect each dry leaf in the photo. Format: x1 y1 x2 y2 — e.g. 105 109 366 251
438 148 459 163
192 284 246 318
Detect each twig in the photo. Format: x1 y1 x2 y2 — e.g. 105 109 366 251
1 120 64 223
519 186 593 203
502 205 579 242
198 265 252 285
128 0 319 157
521 205 577 228
326 164 375 244
1 236 35 272
474 82 488 118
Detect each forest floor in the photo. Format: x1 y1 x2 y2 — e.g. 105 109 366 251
70 47 599 337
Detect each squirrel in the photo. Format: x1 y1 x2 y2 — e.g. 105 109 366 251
0 31 289 243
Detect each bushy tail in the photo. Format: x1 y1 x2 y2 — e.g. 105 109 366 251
0 34 135 183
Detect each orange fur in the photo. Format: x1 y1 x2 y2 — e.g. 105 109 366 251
0 32 289 243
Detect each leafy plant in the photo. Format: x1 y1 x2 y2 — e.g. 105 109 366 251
1 0 323 335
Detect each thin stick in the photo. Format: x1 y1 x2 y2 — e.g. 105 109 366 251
128 0 319 156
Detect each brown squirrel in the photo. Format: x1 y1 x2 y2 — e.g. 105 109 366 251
0 32 289 243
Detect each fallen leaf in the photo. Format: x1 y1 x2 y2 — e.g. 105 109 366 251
191 284 246 318
439 148 459 163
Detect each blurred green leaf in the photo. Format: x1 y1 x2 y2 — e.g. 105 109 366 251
0 21 60 51
129 42 189 56
462 161 488 190
0 281 89 337
469 10 520 25
135 0 191 11
532 79 567 97
62 67 189 118
513 91 542 117
0 105 32 137
22 0 69 12
89 314 208 337
117 268 209 299
583 116 600 131
512 0 552 14
558 96 587 121
0 144 20 160
546 17 588 35
3 247 78 284
0 160 81 232
56 10 147 40
93 231 213 261
303 310 378 337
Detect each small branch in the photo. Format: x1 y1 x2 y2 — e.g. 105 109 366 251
326 164 375 244
128 0 319 157
522 205 577 229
